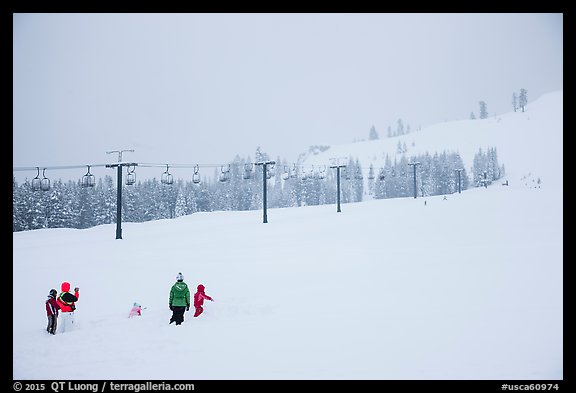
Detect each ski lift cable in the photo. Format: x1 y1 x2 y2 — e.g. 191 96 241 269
13 163 110 171
15 159 415 173
15 161 337 172
15 160 363 178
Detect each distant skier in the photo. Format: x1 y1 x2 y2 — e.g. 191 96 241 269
169 273 190 325
57 282 79 333
193 284 214 318
45 289 60 335
128 302 142 318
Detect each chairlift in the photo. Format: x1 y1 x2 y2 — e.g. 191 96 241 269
378 168 386 181
309 167 316 180
219 165 231 182
265 163 275 179
290 164 297 178
243 163 253 180
161 165 173 185
31 167 42 191
40 168 50 191
282 166 290 181
192 164 201 184
318 166 326 180
126 165 136 186
81 165 96 188
344 168 351 180
305 166 314 181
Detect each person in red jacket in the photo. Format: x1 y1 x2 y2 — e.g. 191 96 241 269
193 284 214 317
45 289 60 335
57 282 79 333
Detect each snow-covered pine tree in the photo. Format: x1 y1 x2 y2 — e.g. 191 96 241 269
369 125 379 140
519 89 528 112
479 101 488 119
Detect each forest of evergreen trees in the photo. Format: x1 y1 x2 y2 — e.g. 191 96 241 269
13 148 504 232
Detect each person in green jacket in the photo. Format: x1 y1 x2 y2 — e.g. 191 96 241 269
169 272 191 325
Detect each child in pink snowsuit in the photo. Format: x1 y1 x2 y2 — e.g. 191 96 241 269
128 302 142 318
193 284 214 317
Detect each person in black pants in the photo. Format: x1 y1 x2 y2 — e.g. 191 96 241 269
45 289 60 334
169 272 190 325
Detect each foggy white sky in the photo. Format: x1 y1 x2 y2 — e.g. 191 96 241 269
13 13 563 182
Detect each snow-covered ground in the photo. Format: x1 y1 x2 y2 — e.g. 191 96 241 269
13 91 563 380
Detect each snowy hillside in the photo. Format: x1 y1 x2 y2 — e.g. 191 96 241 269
13 90 563 381
301 91 563 190
13 184 563 380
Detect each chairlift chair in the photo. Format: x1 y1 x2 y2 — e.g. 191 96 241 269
282 166 290 181
344 168 351 180
307 165 315 180
81 166 96 188
265 164 274 180
219 165 231 182
192 165 201 184
31 167 42 191
40 168 50 191
126 165 136 186
308 168 316 180
378 168 386 181
290 164 298 178
161 165 173 185
243 163 253 180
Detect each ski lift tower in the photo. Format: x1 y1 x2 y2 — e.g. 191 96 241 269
408 162 421 199
254 160 275 223
330 157 347 212
455 168 463 193
106 149 136 239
